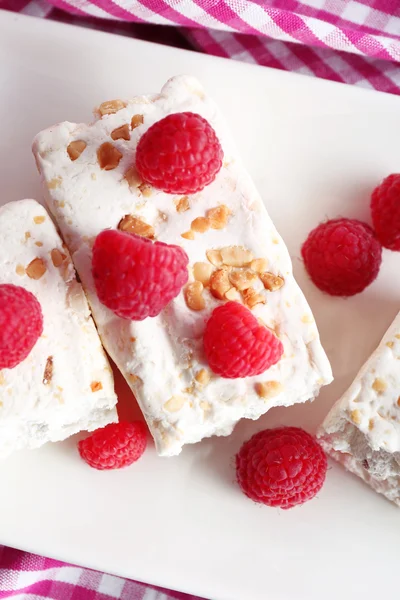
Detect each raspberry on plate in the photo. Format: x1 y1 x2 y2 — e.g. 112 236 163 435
135 112 223 195
92 229 189 320
301 218 382 296
203 301 283 379
236 427 327 509
0 284 43 369
371 174 400 251
78 421 147 470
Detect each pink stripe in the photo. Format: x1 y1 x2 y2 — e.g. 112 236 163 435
134 0 201 27
87 0 146 22
288 43 345 83
269 8 325 47
234 33 287 69
346 29 393 59
190 0 262 35
48 0 90 16
190 29 231 57
339 51 400 93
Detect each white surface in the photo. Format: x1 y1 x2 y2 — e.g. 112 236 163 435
1 10 400 600
33 74 331 457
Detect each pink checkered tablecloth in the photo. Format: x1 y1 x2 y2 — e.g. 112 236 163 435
1 0 400 598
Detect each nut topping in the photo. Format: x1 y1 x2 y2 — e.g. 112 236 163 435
209 268 231 300
193 262 213 285
131 114 144 129
255 381 283 399
207 205 231 229
260 272 285 292
220 245 253 267
228 269 258 291
124 166 142 188
43 356 53 385
98 99 126 116
97 142 122 170
164 395 186 412
195 369 211 385
206 249 223 267
251 258 268 273
184 282 205 311
242 287 266 309
90 381 103 392
111 124 130 141
26 258 46 280
118 215 155 239
67 140 87 161
175 196 190 213
51 248 67 267
191 216 210 233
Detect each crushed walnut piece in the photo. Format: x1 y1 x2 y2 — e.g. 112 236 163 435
97 142 122 170
372 378 387 394
181 231 195 240
90 381 103 392
225 287 241 301
207 205 231 229
26 258 46 280
111 124 130 141
242 287 266 309
35 241 43 247
193 262 213 286
206 249 223 267
51 248 67 267
220 245 253 267
118 215 154 239
67 140 87 161
98 99 126 116
25 232 31 241
191 216 210 233
386 341 394 349
184 282 205 311
195 369 211 385
350 409 362 425
255 381 283 399
175 196 190 213
48 177 62 190
43 356 53 385
251 258 268 273
210 268 231 300
229 269 258 291
164 395 186 412
33 215 45 225
260 272 285 292
15 264 25 276
131 114 144 129
138 183 152 197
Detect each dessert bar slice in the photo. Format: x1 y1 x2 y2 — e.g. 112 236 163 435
0 200 117 457
33 75 332 456
318 312 400 506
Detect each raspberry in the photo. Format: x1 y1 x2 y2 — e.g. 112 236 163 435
78 421 147 470
301 218 382 296
203 302 283 379
0 284 43 369
92 229 189 320
371 174 400 251
135 112 223 194
236 427 327 509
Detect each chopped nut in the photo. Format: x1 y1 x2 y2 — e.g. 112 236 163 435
206 249 223 267
15 264 25 276
90 381 103 392
131 114 144 129
181 231 195 240
229 269 258 291
193 262 213 285
225 287 241 301
26 258 46 280
111 124 130 141
118 215 154 239
128 373 142 384
301 314 314 324
43 356 53 385
260 272 285 292
124 166 142 188
350 409 362 425
97 142 122 170
387 341 394 349
48 177 62 189
220 245 253 267
396 334 400 340
175 196 190 213
209 268 231 300
369 418 374 430
67 140 87 161
242 287 266 309
51 248 67 267
251 258 268 273
184 282 205 311
200 400 212 412
164 395 186 412
372 378 387 393
255 381 283 399
25 232 31 240
98 99 126 116
191 216 210 233
207 205 231 229
195 369 210 385
138 183 152 197
33 215 45 225
35 241 43 247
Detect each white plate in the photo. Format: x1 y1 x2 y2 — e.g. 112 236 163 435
1 10 400 600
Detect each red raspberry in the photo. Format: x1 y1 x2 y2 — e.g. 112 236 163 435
371 174 400 251
301 218 382 296
203 302 283 379
92 230 189 320
78 421 147 470
236 427 327 509
0 284 43 369
135 112 223 194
